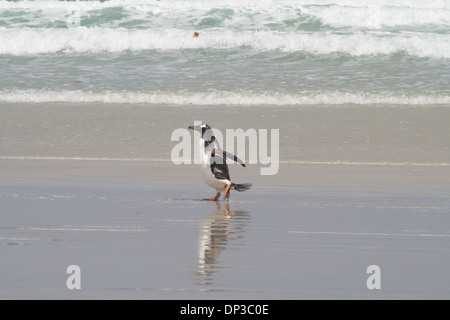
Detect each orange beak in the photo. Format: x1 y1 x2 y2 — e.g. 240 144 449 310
188 126 197 130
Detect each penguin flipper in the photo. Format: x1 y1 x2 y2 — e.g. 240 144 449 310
210 153 231 181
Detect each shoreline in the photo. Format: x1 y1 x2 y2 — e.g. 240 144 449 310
1 158 448 190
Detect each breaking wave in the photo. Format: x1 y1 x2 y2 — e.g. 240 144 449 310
0 28 449 58
2 89 449 105
1 0 449 58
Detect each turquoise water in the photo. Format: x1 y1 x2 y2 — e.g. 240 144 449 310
1 0 449 105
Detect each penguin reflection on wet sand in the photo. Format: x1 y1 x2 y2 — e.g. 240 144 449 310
188 123 252 201
196 201 250 284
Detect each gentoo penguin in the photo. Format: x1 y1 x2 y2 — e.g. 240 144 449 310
188 123 252 201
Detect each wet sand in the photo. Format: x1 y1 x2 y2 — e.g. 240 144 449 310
2 103 449 164
1 159 449 299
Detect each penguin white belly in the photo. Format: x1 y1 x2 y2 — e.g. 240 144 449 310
200 146 229 192
201 162 228 192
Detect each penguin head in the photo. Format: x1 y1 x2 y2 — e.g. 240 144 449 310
188 123 212 138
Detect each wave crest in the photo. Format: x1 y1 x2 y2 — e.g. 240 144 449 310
1 28 449 58
2 89 449 106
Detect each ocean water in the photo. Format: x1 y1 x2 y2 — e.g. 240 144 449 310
0 0 449 165
0 0 449 105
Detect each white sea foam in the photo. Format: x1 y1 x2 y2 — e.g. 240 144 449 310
2 0 449 36
1 156 448 167
1 0 449 12
1 89 449 105
3 1 450 26
0 27 449 58
1 0 449 57
302 5 450 29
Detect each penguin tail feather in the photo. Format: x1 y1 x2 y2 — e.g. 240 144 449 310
231 183 252 192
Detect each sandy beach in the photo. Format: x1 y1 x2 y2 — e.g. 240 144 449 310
1 157 449 299
1 0 450 301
